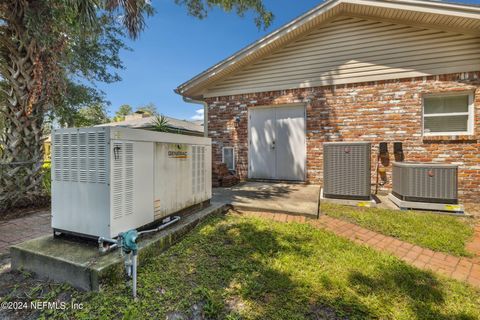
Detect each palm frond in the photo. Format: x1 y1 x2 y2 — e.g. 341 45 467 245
68 0 100 29
152 114 170 133
105 0 154 39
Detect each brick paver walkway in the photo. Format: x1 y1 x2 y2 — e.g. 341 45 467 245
0 211 51 255
240 211 480 288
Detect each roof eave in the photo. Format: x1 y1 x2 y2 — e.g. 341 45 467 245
175 0 343 97
175 0 480 98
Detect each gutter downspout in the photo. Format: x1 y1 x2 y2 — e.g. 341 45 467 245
183 96 208 138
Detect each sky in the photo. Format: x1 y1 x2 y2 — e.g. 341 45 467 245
97 0 480 122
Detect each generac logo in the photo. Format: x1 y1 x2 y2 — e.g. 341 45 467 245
168 144 188 159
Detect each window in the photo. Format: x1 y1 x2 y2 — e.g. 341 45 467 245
423 93 474 136
222 147 235 171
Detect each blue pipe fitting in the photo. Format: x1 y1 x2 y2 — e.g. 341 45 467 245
121 229 138 254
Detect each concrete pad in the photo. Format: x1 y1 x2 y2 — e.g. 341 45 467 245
319 188 378 208
10 203 229 291
375 194 401 210
213 182 320 216
388 193 468 216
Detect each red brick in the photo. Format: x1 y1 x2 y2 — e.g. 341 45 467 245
467 275 480 288
443 256 460 268
433 252 448 261
412 260 426 269
206 71 480 204
416 254 432 264
451 270 469 282
422 249 435 258
458 258 474 270
470 265 480 279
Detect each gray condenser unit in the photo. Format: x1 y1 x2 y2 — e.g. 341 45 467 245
323 142 371 200
392 162 458 204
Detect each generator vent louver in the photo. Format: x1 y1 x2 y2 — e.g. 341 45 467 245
53 130 107 184
392 162 458 204
323 142 371 200
112 142 134 220
192 145 206 195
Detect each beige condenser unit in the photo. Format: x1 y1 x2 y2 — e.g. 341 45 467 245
51 127 212 239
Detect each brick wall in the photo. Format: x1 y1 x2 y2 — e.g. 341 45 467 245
205 72 480 203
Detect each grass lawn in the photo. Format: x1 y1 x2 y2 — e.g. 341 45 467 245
10 212 478 319
322 203 475 257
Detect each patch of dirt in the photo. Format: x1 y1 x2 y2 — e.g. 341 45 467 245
0 255 10 274
308 304 350 320
0 267 71 320
165 302 205 320
225 296 245 314
0 270 41 320
166 311 187 320
190 302 204 320
0 204 50 222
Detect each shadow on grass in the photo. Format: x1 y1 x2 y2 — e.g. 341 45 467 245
175 214 479 319
19 213 478 320
185 216 377 319
348 264 476 320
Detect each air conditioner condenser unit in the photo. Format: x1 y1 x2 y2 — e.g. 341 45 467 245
389 162 464 213
323 142 372 200
51 127 212 239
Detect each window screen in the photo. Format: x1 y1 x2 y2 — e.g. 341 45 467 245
423 94 472 135
222 147 235 171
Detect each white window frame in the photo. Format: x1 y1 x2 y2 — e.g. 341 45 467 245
222 147 235 171
422 92 475 137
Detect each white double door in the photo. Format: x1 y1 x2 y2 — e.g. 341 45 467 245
248 105 306 181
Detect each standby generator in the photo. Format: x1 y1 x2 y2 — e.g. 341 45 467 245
51 127 212 238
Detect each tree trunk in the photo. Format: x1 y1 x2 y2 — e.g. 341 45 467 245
0 2 47 211
0 107 45 209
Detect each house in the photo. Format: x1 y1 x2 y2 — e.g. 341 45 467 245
96 112 204 136
175 0 480 204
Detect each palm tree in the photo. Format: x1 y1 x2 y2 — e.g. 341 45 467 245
0 1 49 206
0 0 152 208
0 0 271 209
